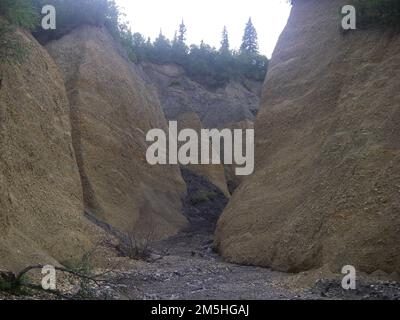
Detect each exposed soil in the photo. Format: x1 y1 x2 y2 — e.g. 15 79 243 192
115 228 318 300
103 170 400 300
107 169 313 299
1 170 399 300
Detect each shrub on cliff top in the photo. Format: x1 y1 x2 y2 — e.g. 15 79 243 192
353 0 400 28
0 0 38 64
32 0 121 42
0 0 38 30
32 0 138 62
0 0 136 64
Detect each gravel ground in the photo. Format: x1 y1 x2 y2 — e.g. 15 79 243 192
111 169 400 300
115 229 319 300
1 170 399 300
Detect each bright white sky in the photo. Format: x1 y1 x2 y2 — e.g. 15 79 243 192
116 0 292 58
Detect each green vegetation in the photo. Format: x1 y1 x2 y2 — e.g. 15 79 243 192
220 26 230 54
32 0 122 42
190 190 219 205
0 0 268 86
0 275 28 296
353 0 400 28
3 0 399 81
241 18 259 53
0 0 132 63
0 0 38 30
169 80 182 87
290 0 400 28
131 20 268 87
0 20 29 63
0 0 38 63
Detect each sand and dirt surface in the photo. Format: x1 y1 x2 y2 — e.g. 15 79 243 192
1 170 400 301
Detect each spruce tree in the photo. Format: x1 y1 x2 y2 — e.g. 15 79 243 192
172 31 178 46
240 17 259 54
154 30 170 49
152 30 172 63
220 26 230 53
178 19 187 44
172 20 188 61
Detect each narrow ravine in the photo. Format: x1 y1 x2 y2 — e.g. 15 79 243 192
2 169 399 300
107 169 400 300
108 169 320 300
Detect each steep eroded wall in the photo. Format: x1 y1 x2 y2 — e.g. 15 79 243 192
215 0 400 274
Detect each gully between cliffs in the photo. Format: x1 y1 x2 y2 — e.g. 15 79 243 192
100 168 400 300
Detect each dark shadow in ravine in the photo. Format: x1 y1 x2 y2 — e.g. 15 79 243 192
180 167 229 235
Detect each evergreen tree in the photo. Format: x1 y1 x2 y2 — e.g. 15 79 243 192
220 26 230 53
178 19 187 44
154 30 170 49
171 21 188 63
0 0 269 83
151 30 172 63
133 32 146 47
131 32 147 61
172 31 178 46
240 17 259 54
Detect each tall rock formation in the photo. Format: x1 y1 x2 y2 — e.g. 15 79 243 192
0 29 101 271
141 62 262 194
0 25 191 271
46 26 187 239
215 0 400 274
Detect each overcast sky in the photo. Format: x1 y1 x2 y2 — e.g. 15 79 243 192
115 0 292 58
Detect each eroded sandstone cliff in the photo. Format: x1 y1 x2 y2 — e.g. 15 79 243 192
0 25 190 271
141 62 261 194
46 26 188 239
0 29 101 271
215 0 400 274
